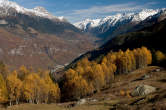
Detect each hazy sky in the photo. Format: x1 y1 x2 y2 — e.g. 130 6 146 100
11 0 166 23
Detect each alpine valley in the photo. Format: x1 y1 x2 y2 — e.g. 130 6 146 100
1 0 166 109
0 0 97 70
0 0 166 70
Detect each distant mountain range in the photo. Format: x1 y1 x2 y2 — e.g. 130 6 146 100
0 0 96 70
74 9 166 44
68 16 166 69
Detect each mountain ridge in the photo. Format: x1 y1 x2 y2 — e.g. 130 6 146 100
0 0 65 21
74 9 165 30
74 8 166 44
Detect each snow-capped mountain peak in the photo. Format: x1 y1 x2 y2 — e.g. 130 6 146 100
132 9 159 22
74 18 101 30
74 9 164 30
74 13 126 30
0 0 64 21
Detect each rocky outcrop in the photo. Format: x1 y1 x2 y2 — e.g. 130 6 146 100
76 99 86 105
131 85 156 96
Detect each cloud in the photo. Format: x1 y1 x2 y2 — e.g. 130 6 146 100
12 0 55 9
58 2 158 23
73 3 143 15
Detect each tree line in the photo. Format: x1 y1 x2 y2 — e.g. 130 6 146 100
0 65 60 105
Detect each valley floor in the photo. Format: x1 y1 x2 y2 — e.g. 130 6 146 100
1 66 166 110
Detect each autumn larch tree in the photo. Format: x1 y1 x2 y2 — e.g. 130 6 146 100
6 71 22 105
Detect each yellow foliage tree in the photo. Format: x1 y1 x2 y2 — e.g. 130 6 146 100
6 71 22 105
0 74 8 103
18 65 29 81
23 72 60 104
155 50 166 63
91 64 105 92
22 73 39 104
44 73 60 103
77 57 91 67
63 75 90 100
141 47 152 65
64 69 78 81
75 66 84 75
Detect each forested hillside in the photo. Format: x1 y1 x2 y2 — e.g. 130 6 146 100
59 47 152 101
67 18 166 70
